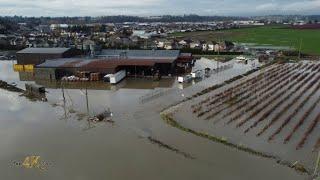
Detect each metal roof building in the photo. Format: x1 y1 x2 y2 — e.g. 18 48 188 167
34 49 194 81
17 48 71 54
36 56 175 68
16 48 82 65
36 58 93 68
97 49 180 60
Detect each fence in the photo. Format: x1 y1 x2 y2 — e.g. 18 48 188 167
211 63 234 73
139 88 177 104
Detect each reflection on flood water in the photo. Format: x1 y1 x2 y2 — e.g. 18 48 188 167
18 71 35 81
17 68 194 91
35 77 176 90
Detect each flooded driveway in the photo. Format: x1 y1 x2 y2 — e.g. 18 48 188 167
0 60 305 180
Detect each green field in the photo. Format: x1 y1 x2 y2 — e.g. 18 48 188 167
170 26 320 55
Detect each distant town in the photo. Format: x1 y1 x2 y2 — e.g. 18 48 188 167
0 15 320 60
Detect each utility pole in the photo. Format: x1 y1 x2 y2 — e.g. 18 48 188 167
298 38 303 60
314 150 320 177
85 84 92 131
135 64 137 79
85 85 89 115
61 81 65 101
217 37 221 71
61 81 67 119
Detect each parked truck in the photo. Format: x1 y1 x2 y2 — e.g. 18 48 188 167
104 70 126 84
178 74 192 83
190 70 203 79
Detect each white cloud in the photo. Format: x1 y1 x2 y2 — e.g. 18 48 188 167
0 0 319 16
282 0 320 12
256 3 278 11
0 0 162 16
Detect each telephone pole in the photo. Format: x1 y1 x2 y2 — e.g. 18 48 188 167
314 150 320 177
61 81 67 119
85 85 89 115
298 38 303 60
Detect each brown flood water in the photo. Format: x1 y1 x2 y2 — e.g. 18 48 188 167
0 60 305 180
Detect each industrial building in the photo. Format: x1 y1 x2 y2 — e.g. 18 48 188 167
31 49 193 81
16 48 82 65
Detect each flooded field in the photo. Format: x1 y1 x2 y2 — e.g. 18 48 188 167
168 62 320 174
0 60 308 180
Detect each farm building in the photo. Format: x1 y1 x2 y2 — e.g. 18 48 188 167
95 49 182 76
34 49 193 81
16 48 82 65
35 58 105 81
176 53 194 72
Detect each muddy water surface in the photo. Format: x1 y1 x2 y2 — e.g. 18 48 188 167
0 60 305 180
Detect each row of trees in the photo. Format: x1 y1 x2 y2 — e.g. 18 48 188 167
0 18 19 34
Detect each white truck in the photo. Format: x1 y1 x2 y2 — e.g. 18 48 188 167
104 70 126 84
235 56 247 62
190 70 203 79
178 75 192 83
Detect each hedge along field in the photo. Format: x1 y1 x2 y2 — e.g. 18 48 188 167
170 26 320 55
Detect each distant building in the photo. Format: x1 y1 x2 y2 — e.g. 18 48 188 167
164 41 173 50
50 24 69 31
156 40 165 48
202 43 208 51
207 42 215 51
190 41 200 49
36 25 51 33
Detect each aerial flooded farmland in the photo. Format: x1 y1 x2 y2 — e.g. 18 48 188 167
0 60 311 180
163 62 320 176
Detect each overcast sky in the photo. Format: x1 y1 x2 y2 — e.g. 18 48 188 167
0 0 319 16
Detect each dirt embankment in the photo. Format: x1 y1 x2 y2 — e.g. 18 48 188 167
0 80 47 102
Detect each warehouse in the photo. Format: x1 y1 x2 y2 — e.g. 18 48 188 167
96 49 181 59
97 49 193 75
16 48 82 65
34 49 193 81
35 57 174 81
95 49 181 75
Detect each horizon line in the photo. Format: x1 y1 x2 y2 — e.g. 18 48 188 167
1 14 320 18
